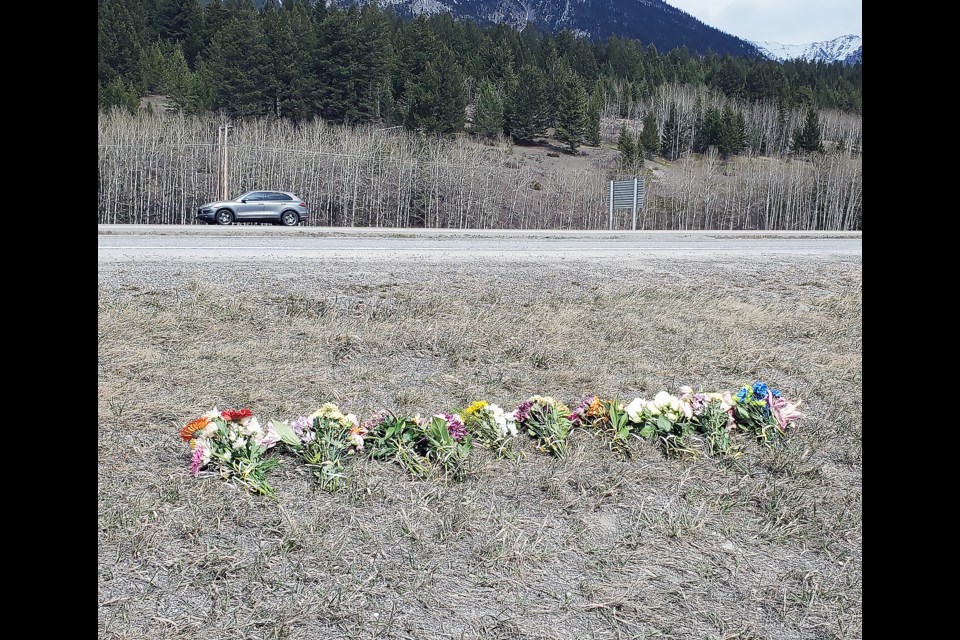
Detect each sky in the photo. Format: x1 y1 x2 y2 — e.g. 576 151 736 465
667 0 862 44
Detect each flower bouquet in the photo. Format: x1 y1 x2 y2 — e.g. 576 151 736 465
625 391 697 456
731 381 803 445
462 401 519 458
677 387 740 458
513 395 573 458
569 396 634 455
365 412 472 479
272 403 366 492
179 408 281 496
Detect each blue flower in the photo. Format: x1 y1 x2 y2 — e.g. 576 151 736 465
771 388 781 398
736 387 748 403
752 382 769 399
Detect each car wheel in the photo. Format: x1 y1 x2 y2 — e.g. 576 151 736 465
215 209 234 225
280 211 299 226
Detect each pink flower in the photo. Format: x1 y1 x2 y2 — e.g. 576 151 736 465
438 412 466 441
771 396 803 431
257 423 281 449
189 445 206 476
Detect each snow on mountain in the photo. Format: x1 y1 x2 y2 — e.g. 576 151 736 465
325 0 761 57
753 34 862 64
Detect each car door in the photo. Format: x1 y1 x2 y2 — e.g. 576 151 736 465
263 192 293 222
263 191 287 222
235 192 269 220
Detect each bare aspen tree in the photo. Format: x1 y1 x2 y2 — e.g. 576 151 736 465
98 108 860 230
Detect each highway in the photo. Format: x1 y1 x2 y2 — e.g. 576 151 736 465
98 226 862 261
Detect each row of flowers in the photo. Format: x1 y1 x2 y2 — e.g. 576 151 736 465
178 382 802 496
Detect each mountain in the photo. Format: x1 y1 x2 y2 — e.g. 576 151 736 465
326 0 761 57
752 34 862 64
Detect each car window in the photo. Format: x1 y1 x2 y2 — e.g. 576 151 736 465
246 192 270 201
271 193 293 201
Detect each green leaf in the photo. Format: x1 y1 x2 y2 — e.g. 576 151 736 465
657 416 672 434
270 419 301 447
638 424 655 439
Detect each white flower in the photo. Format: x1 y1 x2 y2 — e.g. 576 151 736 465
345 413 359 426
484 404 516 438
202 407 220 420
652 391 682 421
529 395 557 407
625 398 647 422
309 402 344 422
349 433 365 449
234 437 247 449
241 416 262 436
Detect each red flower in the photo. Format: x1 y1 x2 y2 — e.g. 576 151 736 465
221 408 253 422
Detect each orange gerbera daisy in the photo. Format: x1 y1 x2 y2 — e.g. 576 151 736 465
179 416 210 441
586 397 605 418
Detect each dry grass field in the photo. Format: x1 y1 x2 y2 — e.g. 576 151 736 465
98 253 862 639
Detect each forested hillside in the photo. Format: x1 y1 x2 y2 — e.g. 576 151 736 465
98 0 861 230
98 0 863 128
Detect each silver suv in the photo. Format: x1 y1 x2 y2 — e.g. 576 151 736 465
197 191 309 226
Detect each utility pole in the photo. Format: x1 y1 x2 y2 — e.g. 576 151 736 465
216 123 233 200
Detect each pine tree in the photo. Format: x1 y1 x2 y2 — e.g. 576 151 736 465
792 107 824 153
585 90 602 147
139 41 168 94
639 110 659 159
98 0 146 86
435 54 467 132
206 6 273 117
158 0 202 63
403 50 466 134
314 6 387 122
260 2 314 120
697 105 723 155
506 64 548 143
99 77 141 112
553 61 587 154
691 95 704 152
473 79 505 138
617 125 641 175
164 45 212 114
660 102 690 160
718 105 745 158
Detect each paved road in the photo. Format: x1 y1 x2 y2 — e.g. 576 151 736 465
97 225 862 261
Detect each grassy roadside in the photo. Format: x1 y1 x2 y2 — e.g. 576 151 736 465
98 256 862 639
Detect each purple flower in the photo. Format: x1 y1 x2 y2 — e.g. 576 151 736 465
691 393 708 415
569 396 594 427
513 401 533 426
290 416 312 436
441 412 467 441
362 412 389 432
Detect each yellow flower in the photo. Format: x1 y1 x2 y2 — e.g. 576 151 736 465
464 400 488 416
